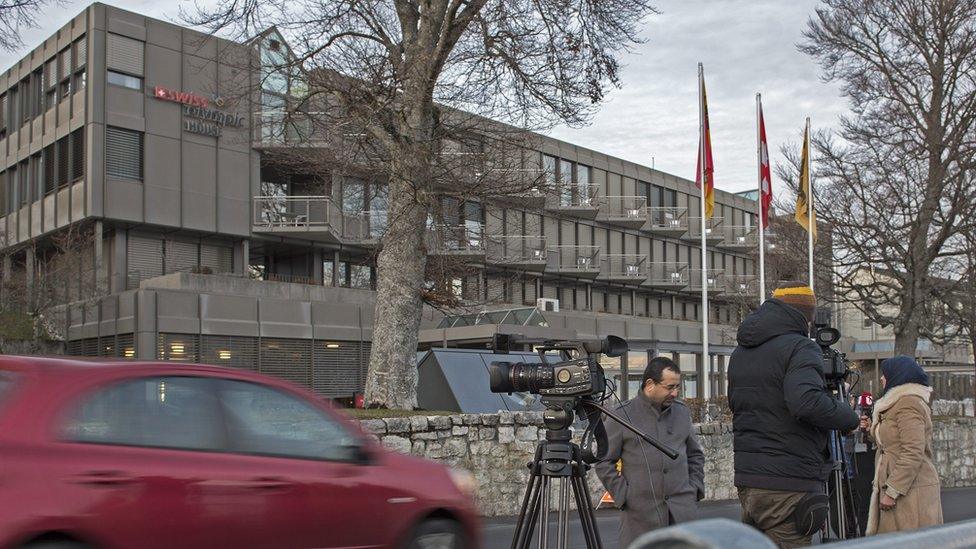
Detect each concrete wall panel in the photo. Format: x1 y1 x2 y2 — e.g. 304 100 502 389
259 298 312 338
312 302 364 341
201 293 259 336
156 290 200 333
181 141 216 232
216 147 251 236
144 134 181 226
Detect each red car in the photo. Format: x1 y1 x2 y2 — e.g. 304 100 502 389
0 356 479 549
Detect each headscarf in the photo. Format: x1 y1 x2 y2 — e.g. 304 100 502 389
881 355 929 391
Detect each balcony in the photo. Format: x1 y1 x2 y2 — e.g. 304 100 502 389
597 196 648 229
726 274 759 295
682 217 725 245
599 254 648 282
427 225 486 259
546 245 601 277
643 207 690 237
719 226 758 250
643 262 689 290
486 235 548 271
545 185 603 219
690 269 726 293
252 196 345 243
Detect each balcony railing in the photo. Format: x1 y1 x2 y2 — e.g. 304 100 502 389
597 196 648 228
545 184 603 219
645 262 689 288
726 274 759 295
486 235 548 270
253 112 320 147
427 224 486 256
719 226 758 250
547 245 601 277
690 269 726 292
253 195 342 237
684 217 725 243
644 207 690 235
599 254 648 281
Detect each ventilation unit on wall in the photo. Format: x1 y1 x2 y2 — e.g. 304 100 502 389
536 298 560 312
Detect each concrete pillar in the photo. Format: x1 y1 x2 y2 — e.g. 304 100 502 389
718 354 727 397
695 352 704 400
586 283 593 311
312 248 323 283
94 221 105 295
111 229 127 293
331 250 340 287
234 239 250 275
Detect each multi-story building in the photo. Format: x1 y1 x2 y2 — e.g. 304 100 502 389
0 4 759 402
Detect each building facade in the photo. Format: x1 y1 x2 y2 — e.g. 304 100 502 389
0 4 760 401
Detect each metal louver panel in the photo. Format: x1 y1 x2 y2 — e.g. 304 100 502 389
72 337 98 357
75 36 87 68
98 336 116 357
106 33 144 76
313 340 369 397
106 127 143 180
164 239 198 274
260 338 312 390
201 335 257 371
127 235 163 288
158 333 199 363
116 333 135 359
200 244 233 274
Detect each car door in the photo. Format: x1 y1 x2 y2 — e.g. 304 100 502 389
50 375 238 549
209 379 402 548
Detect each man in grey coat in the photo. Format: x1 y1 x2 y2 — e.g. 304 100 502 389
595 357 705 548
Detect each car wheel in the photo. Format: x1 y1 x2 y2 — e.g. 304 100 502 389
405 519 466 549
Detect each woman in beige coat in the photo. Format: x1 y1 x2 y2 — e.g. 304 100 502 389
865 355 943 535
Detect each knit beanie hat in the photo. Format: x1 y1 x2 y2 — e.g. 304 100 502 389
772 285 817 324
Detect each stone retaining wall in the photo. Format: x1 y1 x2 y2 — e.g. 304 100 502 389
359 413 976 517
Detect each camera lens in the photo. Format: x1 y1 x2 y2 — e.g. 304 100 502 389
488 362 554 393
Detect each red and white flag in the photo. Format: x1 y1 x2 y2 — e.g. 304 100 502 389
758 102 772 229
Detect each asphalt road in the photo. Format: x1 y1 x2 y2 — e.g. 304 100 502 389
481 486 976 548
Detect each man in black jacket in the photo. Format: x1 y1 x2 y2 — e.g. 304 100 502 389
728 286 859 547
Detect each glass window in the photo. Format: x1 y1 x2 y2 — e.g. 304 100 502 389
106 127 143 180
218 380 360 461
62 376 225 452
341 178 365 213
559 159 573 206
0 372 16 407
107 70 142 90
577 164 591 199
322 260 334 286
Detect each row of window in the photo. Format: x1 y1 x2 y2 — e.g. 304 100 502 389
0 128 84 216
543 154 754 226
0 35 87 140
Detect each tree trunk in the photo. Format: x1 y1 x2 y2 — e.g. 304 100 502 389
363 170 429 409
893 314 920 357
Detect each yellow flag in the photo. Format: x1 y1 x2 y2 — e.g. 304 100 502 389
794 125 817 240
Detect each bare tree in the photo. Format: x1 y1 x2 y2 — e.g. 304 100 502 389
187 0 656 408
0 0 63 52
798 0 976 356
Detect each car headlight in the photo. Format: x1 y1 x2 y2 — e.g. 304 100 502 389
448 467 477 498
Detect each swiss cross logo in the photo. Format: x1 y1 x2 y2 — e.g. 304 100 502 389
153 86 210 108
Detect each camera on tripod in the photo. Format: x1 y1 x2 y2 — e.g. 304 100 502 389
815 323 849 383
488 334 627 398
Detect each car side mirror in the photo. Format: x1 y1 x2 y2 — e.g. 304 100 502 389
343 439 373 465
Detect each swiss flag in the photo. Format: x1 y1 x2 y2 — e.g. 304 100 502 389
758 103 772 229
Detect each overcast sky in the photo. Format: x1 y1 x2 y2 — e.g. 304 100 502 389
2 0 850 194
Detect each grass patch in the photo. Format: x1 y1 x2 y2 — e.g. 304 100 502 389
342 408 455 420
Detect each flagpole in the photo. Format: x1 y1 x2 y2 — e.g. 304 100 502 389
698 63 710 401
806 117 814 294
757 93 766 305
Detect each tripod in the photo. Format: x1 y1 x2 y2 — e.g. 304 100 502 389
824 382 861 541
510 398 678 549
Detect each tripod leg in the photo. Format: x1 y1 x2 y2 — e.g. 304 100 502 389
571 471 603 549
556 478 569 549
539 475 552 549
514 464 543 549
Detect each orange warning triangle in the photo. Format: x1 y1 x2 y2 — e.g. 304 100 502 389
596 490 614 510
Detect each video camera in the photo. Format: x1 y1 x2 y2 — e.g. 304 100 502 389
488 334 627 398
815 323 849 383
